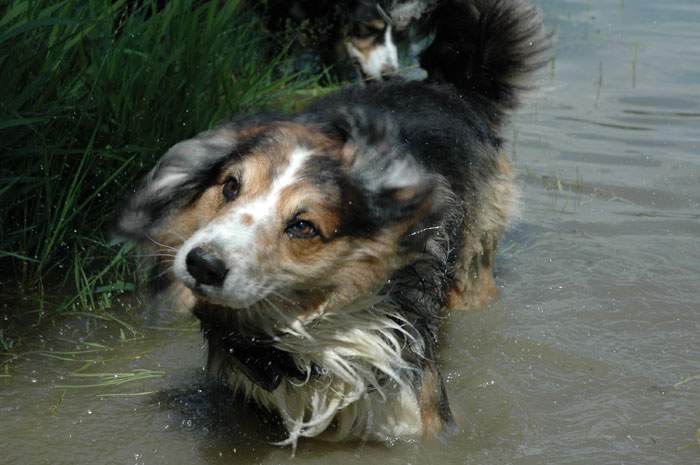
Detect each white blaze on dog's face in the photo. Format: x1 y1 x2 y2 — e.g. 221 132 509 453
346 20 399 80
119 120 434 314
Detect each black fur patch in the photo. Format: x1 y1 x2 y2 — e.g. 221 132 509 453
194 302 308 392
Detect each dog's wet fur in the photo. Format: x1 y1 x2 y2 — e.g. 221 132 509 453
117 0 549 449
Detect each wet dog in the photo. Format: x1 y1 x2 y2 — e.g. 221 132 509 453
117 0 548 449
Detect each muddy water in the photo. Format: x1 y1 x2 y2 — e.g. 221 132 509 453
2 0 699 464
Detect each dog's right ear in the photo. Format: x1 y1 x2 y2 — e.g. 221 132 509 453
114 118 274 243
114 130 235 242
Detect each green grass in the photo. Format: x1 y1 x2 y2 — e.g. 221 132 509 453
0 0 321 347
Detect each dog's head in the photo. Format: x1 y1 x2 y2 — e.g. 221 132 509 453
345 1 399 81
117 110 436 316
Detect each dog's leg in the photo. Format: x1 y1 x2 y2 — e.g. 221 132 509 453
447 154 514 310
418 364 456 438
446 232 499 310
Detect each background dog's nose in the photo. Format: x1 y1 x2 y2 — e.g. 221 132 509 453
186 247 228 287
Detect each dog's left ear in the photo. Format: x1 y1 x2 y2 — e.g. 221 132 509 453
330 108 435 226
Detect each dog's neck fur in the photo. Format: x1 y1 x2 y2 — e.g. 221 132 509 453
196 295 428 449
192 198 462 449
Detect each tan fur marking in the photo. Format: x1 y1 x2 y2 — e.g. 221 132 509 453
367 19 386 30
154 188 220 247
302 219 424 318
350 37 379 61
236 124 271 141
240 213 253 226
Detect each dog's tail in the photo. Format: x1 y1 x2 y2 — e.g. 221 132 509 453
419 0 550 122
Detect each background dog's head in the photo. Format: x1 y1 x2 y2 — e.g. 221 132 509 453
345 1 399 80
117 110 436 316
264 0 400 81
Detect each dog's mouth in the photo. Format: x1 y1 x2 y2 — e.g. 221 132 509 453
185 282 267 310
188 281 334 323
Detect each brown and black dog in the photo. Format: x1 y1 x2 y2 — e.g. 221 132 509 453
117 0 549 449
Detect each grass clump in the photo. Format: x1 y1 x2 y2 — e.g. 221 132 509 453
0 0 318 345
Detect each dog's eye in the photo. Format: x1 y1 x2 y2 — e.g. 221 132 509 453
286 220 318 239
222 176 240 202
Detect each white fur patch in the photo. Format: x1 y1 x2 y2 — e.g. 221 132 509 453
378 157 423 190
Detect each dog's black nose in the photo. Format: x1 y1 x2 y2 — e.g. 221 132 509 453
186 247 228 287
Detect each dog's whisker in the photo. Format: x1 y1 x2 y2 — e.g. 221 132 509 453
169 231 188 243
269 290 301 309
408 225 441 237
149 264 175 281
144 234 177 251
135 253 177 259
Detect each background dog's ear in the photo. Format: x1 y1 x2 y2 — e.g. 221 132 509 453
330 108 435 227
114 130 236 242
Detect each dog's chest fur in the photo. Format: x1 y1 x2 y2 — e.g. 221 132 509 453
199 299 429 446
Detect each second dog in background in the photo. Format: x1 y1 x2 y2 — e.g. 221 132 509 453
264 0 440 81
